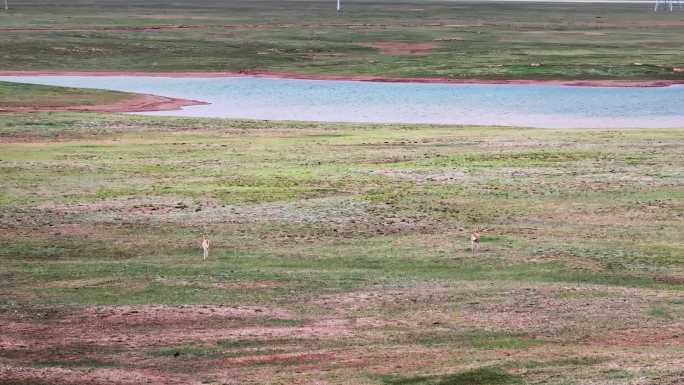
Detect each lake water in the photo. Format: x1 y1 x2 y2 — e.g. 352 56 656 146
2 75 683 128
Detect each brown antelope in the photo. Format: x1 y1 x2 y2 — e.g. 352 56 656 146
470 227 490 254
201 235 210 260
470 229 481 254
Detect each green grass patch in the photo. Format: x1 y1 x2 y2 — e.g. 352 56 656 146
382 367 524 385
0 81 132 109
647 306 673 319
393 329 542 350
148 345 222 358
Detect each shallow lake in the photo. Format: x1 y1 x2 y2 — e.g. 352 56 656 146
2 75 683 128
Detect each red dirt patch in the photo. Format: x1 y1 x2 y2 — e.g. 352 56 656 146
591 323 684 347
82 305 293 326
0 365 195 385
458 287 663 334
0 304 368 353
127 204 180 215
40 223 91 237
221 350 335 366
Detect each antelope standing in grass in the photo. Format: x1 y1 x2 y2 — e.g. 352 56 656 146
201 235 210 260
470 227 490 254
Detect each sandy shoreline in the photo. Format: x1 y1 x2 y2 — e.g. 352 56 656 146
0 92 207 114
1 70 683 88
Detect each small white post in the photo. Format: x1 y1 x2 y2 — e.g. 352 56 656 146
336 0 341 14
3 0 8 11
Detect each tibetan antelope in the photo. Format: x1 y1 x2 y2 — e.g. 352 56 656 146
470 227 489 254
201 235 210 260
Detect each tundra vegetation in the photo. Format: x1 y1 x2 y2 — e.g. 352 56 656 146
1 112 683 384
0 81 133 109
1 0 683 384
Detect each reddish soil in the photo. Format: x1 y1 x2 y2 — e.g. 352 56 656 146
1 70 683 88
2 283 682 384
220 351 335 366
0 304 390 384
0 366 195 385
591 323 684 347
0 93 207 113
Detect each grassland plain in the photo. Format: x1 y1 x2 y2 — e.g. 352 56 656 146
0 112 683 384
0 82 133 109
0 81 207 114
0 0 683 80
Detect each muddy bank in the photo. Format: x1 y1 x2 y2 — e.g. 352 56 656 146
1 70 683 88
0 92 207 113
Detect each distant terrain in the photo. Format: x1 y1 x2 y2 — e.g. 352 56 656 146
0 0 683 80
